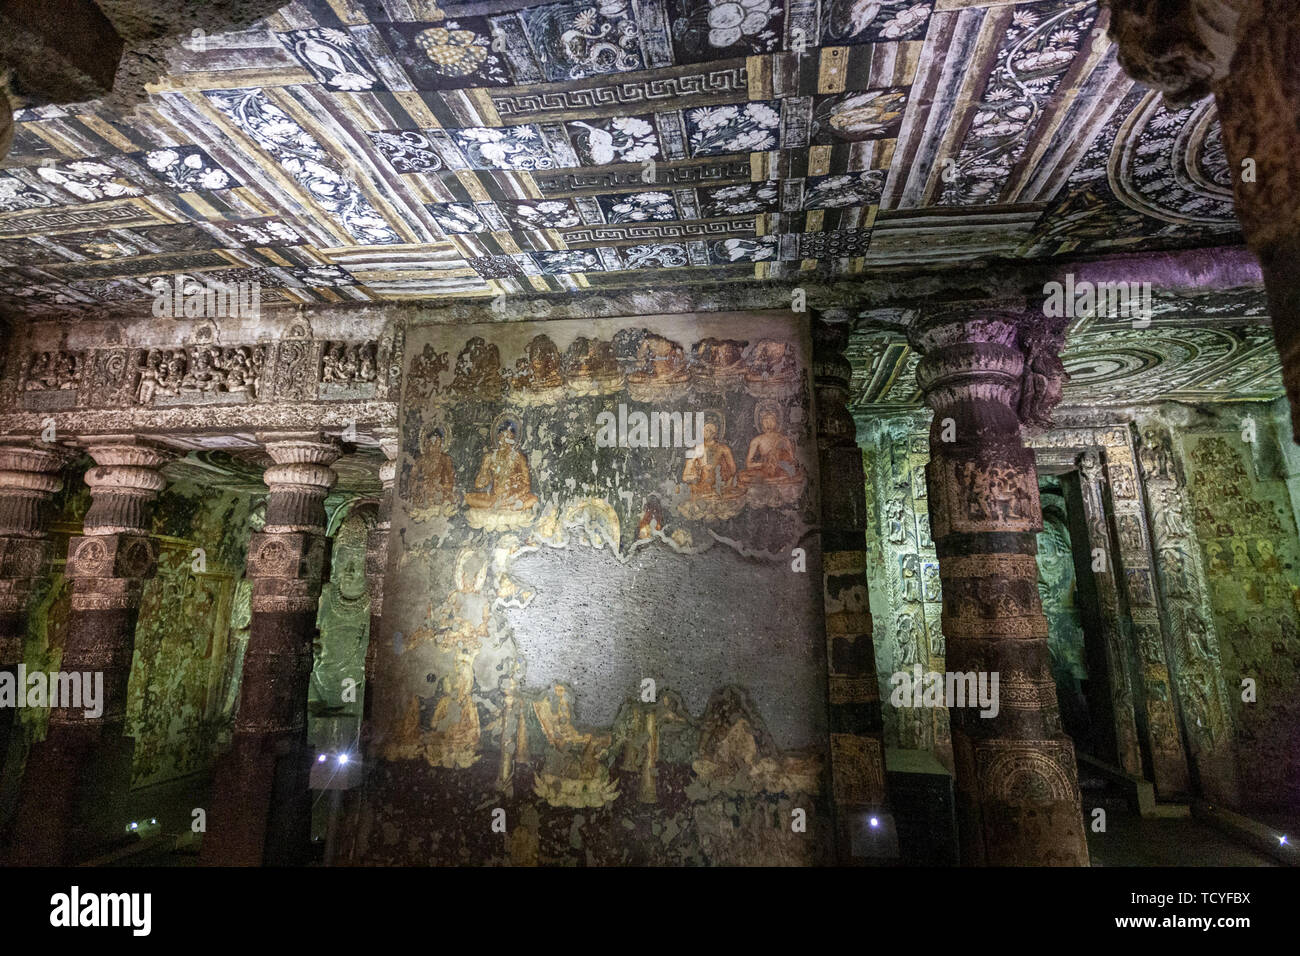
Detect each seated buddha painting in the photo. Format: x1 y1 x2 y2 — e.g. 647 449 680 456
738 400 807 507
406 420 458 521
679 411 746 521
465 413 539 530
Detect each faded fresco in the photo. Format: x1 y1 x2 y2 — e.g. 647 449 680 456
1174 422 1300 811
356 313 831 865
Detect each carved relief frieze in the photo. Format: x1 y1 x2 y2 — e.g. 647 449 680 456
319 340 380 399
19 350 84 408
928 454 1042 539
135 345 269 406
14 323 398 415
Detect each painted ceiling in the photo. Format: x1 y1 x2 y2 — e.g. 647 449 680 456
0 0 1247 319
850 288 1284 410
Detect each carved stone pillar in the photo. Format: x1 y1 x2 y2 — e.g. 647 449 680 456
201 434 339 867
8 438 171 865
911 308 1089 866
0 442 72 792
1108 0 1300 439
1135 421 1239 804
812 311 890 862
362 442 397 747
1073 450 1145 779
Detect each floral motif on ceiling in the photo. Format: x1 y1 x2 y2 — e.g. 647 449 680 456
0 0 1253 318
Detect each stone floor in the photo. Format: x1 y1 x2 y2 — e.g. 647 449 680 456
97 768 1287 866
1081 775 1277 867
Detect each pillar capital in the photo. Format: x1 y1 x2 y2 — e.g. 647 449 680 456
73 438 173 537
911 308 1069 432
377 433 399 488
0 441 75 539
812 313 859 450
1106 0 1249 106
255 434 341 535
0 440 75 629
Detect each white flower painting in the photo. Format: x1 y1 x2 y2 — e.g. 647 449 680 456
566 116 660 166
451 126 557 170
0 173 56 212
601 191 678 222
701 182 779 216
35 162 144 204
505 200 583 230
207 88 401 245
429 203 487 234
685 102 781 156
282 28 382 92
140 147 238 191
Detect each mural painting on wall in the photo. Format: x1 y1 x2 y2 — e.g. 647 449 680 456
359 314 829 865
1173 427 1300 809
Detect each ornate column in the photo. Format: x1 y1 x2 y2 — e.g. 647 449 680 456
812 311 891 862
8 438 171 865
1073 449 1145 780
201 433 339 867
0 442 72 789
1135 420 1239 804
910 307 1089 866
1108 1 1300 438
361 441 397 747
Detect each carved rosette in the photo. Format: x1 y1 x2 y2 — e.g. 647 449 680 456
0 443 71 621
66 440 171 612
911 308 1089 866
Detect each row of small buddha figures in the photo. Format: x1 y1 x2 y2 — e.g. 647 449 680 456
405 404 808 525
405 332 804 405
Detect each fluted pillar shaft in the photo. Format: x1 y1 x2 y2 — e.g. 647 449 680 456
202 434 339 866
0 442 72 816
911 310 1089 866
813 312 890 862
9 439 171 865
